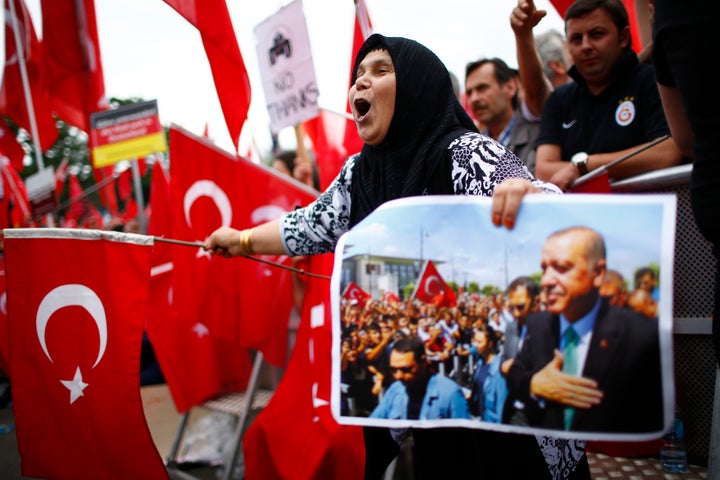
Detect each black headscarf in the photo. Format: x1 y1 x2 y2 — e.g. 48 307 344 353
348 34 478 227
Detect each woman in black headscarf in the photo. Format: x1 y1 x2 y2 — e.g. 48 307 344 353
206 34 582 479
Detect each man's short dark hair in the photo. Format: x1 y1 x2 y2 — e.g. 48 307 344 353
391 336 425 362
565 0 632 50
507 276 540 299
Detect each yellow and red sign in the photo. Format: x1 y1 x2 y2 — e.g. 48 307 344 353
89 100 167 168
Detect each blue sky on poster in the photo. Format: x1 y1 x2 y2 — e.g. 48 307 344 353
8 0 564 160
340 195 674 292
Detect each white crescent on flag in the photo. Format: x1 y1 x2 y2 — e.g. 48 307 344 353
424 275 442 296
183 179 232 228
36 283 107 368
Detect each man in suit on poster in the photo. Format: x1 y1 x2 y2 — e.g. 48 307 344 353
505 226 663 433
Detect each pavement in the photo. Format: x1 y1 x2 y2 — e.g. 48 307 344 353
0 382 711 479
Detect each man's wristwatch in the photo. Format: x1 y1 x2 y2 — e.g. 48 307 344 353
571 152 589 175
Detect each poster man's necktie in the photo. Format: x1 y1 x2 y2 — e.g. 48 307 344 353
562 326 579 430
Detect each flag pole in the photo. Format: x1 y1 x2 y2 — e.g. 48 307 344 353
153 236 332 280
568 134 671 190
130 158 147 234
40 169 120 219
7 0 45 172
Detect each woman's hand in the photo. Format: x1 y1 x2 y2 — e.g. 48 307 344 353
490 178 541 229
204 226 242 257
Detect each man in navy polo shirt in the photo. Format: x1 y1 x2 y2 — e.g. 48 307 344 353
534 0 683 191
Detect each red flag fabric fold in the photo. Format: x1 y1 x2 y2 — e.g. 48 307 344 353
162 0 251 153
413 259 457 307
244 253 365 480
0 0 58 151
342 0 372 159
0 119 25 172
0 257 8 375
151 126 318 412
40 0 108 132
4 228 168 479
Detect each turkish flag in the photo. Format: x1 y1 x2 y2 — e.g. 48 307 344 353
0 118 25 173
162 0 251 153
3 228 168 479
0 0 58 151
158 129 252 412
244 253 365 480
341 281 372 308
413 259 457 307
169 126 317 367
40 0 108 132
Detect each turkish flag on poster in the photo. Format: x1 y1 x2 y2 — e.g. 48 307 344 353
0 0 58 151
3 228 168 480
341 281 372 308
40 0 108 132
162 0 251 153
244 253 365 480
413 259 457 307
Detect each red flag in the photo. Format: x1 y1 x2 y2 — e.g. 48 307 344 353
92 166 119 216
549 0 642 53
157 128 255 412
0 0 58 151
147 160 171 240
341 281 372 308
383 290 400 305
568 171 612 193
168 126 317 368
162 0 251 153
3 228 169 479
244 253 365 480
342 0 373 158
413 259 457 307
0 257 8 375
0 118 25 172
54 156 70 196
0 158 31 228
40 0 108 132
303 111 348 191
65 173 88 225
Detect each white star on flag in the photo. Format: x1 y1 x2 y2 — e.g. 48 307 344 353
192 322 210 338
195 237 212 260
60 367 89 404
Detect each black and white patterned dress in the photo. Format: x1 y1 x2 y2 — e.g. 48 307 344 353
279 131 560 256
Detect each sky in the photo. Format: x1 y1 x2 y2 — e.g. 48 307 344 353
9 0 565 161
339 195 675 293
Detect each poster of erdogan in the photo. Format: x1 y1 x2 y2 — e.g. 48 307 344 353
330 194 676 442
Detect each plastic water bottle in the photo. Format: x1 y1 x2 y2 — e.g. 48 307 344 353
660 413 688 473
